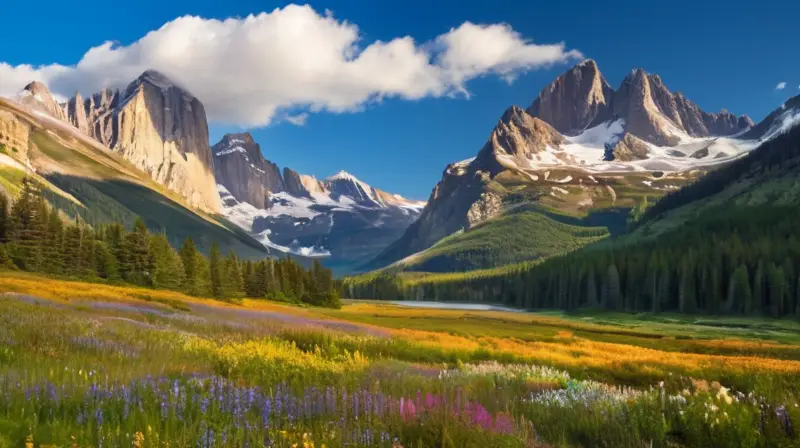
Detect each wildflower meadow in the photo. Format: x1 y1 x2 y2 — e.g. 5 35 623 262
0 273 798 447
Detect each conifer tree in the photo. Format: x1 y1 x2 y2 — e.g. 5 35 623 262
180 237 201 296
150 232 184 290
222 251 244 298
604 264 621 310
123 218 152 286
209 242 223 298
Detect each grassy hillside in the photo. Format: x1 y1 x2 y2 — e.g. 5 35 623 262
392 207 612 272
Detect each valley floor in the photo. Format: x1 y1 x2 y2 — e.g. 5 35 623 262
0 272 798 447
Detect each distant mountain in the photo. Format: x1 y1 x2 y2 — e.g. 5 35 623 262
367 60 779 272
213 133 424 273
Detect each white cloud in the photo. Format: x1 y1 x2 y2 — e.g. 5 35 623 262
0 5 580 127
776 81 787 90
285 112 309 126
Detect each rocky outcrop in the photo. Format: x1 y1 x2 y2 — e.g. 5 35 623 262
213 132 284 209
16 82 67 121
83 88 119 147
0 106 31 161
480 106 566 171
283 167 311 198
466 191 503 228
605 133 650 161
527 59 613 135
66 92 89 134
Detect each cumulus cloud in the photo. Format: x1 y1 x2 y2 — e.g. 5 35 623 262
776 82 787 90
0 5 581 127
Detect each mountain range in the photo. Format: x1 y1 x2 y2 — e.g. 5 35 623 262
2 70 424 269
366 60 797 273
2 60 798 275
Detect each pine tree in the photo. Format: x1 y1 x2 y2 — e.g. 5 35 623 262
123 218 152 286
62 225 84 277
753 261 766 312
729 264 753 314
150 232 185 290
209 242 223 299
222 251 244 298
586 267 599 308
180 237 201 296
604 264 621 310
0 193 8 243
93 241 119 280
9 181 47 271
766 263 788 317
679 262 697 313
42 209 64 275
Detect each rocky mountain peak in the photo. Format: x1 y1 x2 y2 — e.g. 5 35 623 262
66 91 88 134
137 69 183 92
17 81 67 121
480 106 565 172
327 170 359 182
213 133 284 209
527 59 613 135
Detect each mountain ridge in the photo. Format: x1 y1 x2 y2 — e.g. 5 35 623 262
367 60 786 272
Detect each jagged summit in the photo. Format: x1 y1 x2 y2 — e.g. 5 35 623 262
137 69 182 91
327 170 360 182
16 81 66 121
528 60 752 146
527 59 613 135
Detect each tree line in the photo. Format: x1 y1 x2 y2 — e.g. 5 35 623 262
0 180 340 308
348 204 800 318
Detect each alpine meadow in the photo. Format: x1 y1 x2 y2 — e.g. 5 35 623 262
0 1 799 447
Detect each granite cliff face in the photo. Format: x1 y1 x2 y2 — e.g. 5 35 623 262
24 71 223 212
107 71 220 211
213 133 284 209
527 59 613 135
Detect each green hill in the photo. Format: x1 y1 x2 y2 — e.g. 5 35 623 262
389 206 615 272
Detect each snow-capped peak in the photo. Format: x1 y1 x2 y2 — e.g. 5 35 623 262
327 170 359 182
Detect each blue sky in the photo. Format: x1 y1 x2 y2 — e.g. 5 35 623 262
1 0 798 199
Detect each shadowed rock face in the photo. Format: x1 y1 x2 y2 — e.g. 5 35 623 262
59 71 221 212
283 167 311 198
527 59 613 135
213 132 284 209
